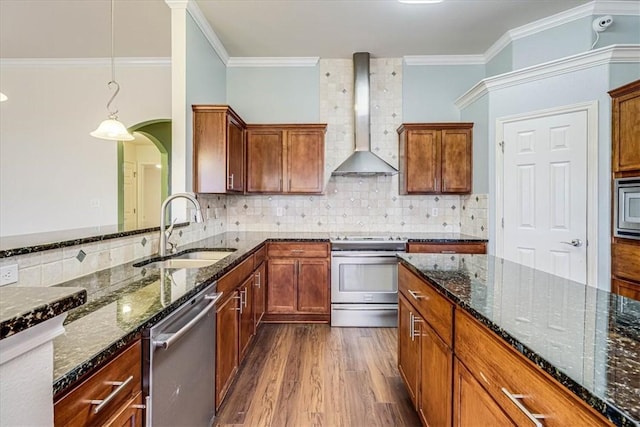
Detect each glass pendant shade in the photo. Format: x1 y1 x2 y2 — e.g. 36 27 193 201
0 92 7 102
90 117 135 141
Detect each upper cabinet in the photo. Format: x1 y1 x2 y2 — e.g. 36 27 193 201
246 124 326 194
610 80 640 174
397 123 473 195
192 105 246 194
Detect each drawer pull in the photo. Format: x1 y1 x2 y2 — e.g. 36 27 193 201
408 290 425 300
501 387 545 427
290 249 305 254
440 250 456 254
409 312 415 340
90 375 134 414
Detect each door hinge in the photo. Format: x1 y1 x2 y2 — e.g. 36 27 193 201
133 171 137 178
499 141 504 153
501 217 504 228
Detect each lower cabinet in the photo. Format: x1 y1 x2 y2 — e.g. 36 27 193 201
265 243 330 322
239 275 255 360
54 340 142 426
419 322 453 427
215 291 240 410
398 294 421 406
453 359 514 426
254 261 267 326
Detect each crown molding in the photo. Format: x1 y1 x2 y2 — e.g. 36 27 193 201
227 57 320 67
455 44 640 109
186 0 230 65
593 0 640 15
403 55 485 65
0 57 171 68
164 0 188 9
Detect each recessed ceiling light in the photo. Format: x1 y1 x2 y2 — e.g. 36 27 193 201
398 0 443 3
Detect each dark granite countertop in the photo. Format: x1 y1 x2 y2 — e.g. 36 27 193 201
49 231 484 396
398 253 639 427
0 287 87 340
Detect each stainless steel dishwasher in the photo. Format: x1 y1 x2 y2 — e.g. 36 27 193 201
143 281 222 427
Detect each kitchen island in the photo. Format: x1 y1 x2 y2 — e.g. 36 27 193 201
397 253 639 427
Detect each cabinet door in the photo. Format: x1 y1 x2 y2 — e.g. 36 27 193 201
246 129 283 192
406 129 439 193
297 259 329 313
441 128 472 193
193 110 226 193
398 295 420 407
419 324 453 427
612 83 640 172
227 116 245 192
104 392 144 427
286 129 324 193
254 262 267 325
239 276 255 361
216 292 240 409
453 359 515 427
267 259 297 313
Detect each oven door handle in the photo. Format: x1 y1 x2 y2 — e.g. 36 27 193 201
153 292 222 350
331 253 401 258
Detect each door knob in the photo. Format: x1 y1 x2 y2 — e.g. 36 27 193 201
560 239 583 247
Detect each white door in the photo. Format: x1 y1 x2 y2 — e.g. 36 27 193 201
123 161 137 229
139 164 161 228
501 110 588 283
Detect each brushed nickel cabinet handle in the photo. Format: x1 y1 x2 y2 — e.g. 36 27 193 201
440 250 456 254
501 388 545 427
409 312 415 340
234 293 242 313
228 174 234 189
255 272 261 288
408 290 425 300
90 375 134 414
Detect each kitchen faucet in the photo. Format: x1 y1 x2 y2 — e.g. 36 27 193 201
159 192 204 257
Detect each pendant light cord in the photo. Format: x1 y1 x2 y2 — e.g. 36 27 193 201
106 0 120 119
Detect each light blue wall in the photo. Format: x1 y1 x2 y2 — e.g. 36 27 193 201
609 63 640 88
596 15 640 48
227 66 320 123
402 64 485 122
460 94 489 194
486 44 513 77
185 13 226 190
512 17 592 69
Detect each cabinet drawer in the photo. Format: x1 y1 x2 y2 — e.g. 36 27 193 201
253 245 267 267
612 277 640 301
54 340 142 427
612 242 640 282
455 310 611 427
398 265 453 347
407 242 486 254
267 242 329 258
218 254 255 297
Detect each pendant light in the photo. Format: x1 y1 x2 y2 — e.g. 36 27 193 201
0 93 7 102
90 0 134 141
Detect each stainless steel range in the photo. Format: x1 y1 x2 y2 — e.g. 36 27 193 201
330 235 407 327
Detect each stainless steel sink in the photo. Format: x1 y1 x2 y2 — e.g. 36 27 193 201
135 250 235 269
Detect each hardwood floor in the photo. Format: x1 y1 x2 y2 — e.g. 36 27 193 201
214 324 421 427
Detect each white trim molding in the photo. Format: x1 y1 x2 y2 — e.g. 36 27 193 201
0 57 171 68
403 55 485 66
185 0 230 65
227 57 320 67
0 314 66 364
495 101 599 287
455 44 640 109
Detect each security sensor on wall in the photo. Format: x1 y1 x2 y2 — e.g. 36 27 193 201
591 15 613 49
592 15 613 32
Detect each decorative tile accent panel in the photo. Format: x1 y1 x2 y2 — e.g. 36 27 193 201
460 193 488 238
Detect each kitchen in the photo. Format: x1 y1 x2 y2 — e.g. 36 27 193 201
1 0 639 426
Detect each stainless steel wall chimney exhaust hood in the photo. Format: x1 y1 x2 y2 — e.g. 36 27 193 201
332 52 398 176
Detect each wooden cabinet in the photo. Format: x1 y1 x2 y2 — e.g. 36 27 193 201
254 261 267 326
246 124 326 194
407 241 487 254
453 359 514 427
215 291 240 410
609 80 640 300
610 80 640 173
455 309 612 427
398 265 454 425
398 123 473 195
265 242 330 322
239 275 254 361
54 340 142 427
192 105 246 194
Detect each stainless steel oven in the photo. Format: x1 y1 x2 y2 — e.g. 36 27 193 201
330 236 406 327
614 177 640 240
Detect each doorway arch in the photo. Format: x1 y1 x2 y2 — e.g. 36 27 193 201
118 119 172 228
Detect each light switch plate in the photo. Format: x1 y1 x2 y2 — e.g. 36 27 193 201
0 264 18 286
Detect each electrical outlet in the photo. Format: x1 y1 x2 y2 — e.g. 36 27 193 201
276 207 284 217
0 264 18 286
432 208 438 217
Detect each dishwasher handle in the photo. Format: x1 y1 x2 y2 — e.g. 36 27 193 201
153 292 222 350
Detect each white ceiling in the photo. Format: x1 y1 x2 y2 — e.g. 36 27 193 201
0 0 628 60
